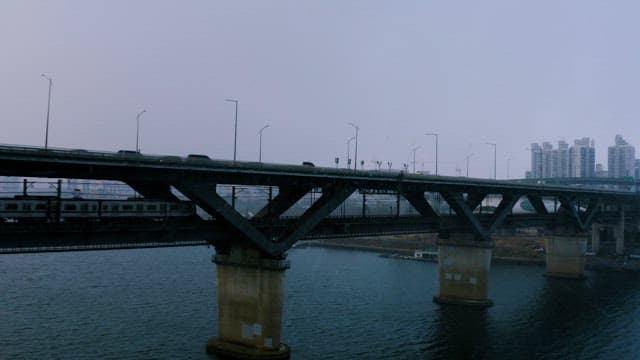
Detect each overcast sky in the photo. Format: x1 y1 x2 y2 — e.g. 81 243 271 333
2 1 639 179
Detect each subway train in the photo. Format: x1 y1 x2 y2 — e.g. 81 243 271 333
0 196 196 223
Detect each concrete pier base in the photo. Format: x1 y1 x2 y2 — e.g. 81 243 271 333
545 233 586 279
207 245 291 360
591 223 601 254
433 234 493 307
615 213 625 255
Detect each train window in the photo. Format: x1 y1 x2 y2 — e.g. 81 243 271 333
136 204 143 211
35 204 47 210
64 204 77 211
147 205 158 211
111 204 119 211
22 204 31 211
103 205 108 210
170 204 178 210
160 204 167 211
122 205 133 211
80 204 89 211
5 203 18 210
92 205 97 211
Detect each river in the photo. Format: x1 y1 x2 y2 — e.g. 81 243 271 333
1 245 638 359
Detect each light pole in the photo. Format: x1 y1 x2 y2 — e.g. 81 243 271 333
412 146 421 173
346 136 355 169
425 133 438 175
348 122 359 170
41 74 53 149
258 124 269 162
135 109 146 153
507 157 515 179
466 153 474 177
225 99 239 161
486 142 497 179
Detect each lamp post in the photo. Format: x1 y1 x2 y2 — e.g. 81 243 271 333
346 136 355 169
258 124 269 162
486 142 497 179
41 74 53 149
425 133 438 175
225 99 239 161
135 109 146 153
507 157 515 179
412 146 421 173
348 122 359 170
466 153 474 177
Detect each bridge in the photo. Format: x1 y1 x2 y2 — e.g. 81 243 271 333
0 144 637 359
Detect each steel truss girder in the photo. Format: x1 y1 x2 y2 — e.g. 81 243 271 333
253 186 311 220
175 180 354 257
559 196 602 231
488 194 518 233
402 191 439 218
440 190 490 241
466 191 487 212
526 195 548 215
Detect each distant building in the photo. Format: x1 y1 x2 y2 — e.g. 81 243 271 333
530 143 543 178
529 139 581 178
569 137 595 178
595 163 608 178
608 135 636 178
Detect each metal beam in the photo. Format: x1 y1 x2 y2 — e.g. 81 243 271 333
488 194 518 233
126 181 179 201
402 191 439 218
466 191 487 212
253 186 311 219
175 181 278 257
273 184 355 253
559 196 583 229
440 190 490 241
526 195 548 215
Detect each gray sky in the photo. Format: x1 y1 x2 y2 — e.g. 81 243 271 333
2 1 639 179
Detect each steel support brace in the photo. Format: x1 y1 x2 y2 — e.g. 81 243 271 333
559 196 598 231
126 181 179 201
273 185 355 253
253 186 311 220
466 191 487 212
488 194 518 233
440 191 490 241
402 191 439 218
175 181 278 256
527 195 548 215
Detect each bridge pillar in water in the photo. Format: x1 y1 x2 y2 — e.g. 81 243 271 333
433 233 493 307
545 228 587 279
207 245 291 359
615 212 625 255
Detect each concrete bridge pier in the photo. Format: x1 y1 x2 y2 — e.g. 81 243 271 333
207 244 291 360
545 228 587 279
433 233 493 307
591 223 602 254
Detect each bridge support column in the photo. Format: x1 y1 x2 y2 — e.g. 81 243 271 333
433 233 493 307
591 223 601 254
545 230 586 279
615 212 625 255
207 245 291 359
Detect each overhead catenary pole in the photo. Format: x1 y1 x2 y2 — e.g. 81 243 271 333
41 74 53 149
225 99 239 161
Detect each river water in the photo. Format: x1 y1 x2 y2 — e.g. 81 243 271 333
1 245 639 359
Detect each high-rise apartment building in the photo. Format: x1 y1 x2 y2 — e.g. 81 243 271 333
607 135 636 178
529 138 594 178
569 137 595 178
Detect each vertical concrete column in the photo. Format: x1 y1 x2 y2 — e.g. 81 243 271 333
207 245 291 359
545 229 587 279
591 223 601 254
433 233 493 307
615 211 625 255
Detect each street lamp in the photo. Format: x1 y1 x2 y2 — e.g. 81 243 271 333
346 136 355 169
135 109 146 153
225 99 239 161
412 146 421 173
486 142 497 179
348 122 359 171
258 124 269 162
425 133 438 175
507 157 515 179
41 74 53 149
466 153 474 177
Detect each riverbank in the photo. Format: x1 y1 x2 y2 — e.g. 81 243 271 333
299 234 640 272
